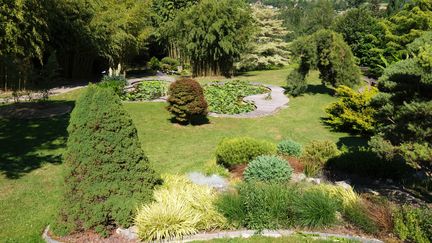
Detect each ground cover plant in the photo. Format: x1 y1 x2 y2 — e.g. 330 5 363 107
124 81 168 101
192 235 362 243
204 80 269 114
393 205 432 242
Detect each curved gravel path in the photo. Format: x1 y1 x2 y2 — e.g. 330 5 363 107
127 71 176 86
209 84 289 118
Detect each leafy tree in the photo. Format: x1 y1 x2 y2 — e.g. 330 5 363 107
236 3 290 71
280 0 336 41
54 85 160 236
174 0 254 76
88 0 154 73
150 0 198 59
0 0 47 90
333 7 385 77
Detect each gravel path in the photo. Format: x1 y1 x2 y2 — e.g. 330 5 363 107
0 72 174 104
209 84 289 118
0 84 86 104
127 71 176 86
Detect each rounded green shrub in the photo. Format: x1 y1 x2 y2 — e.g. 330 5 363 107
167 78 208 124
293 188 339 228
277 139 302 157
161 57 180 73
148 57 161 70
215 137 277 168
393 205 432 243
53 85 160 236
301 140 340 177
244 155 293 183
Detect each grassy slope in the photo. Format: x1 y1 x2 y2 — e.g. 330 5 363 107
0 68 362 241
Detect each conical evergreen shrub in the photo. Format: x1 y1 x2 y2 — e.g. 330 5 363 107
54 85 160 236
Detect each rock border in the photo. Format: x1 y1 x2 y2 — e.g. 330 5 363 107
44 226 384 243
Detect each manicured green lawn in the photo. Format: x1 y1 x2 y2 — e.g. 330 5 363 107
126 74 360 173
0 115 69 242
0 68 363 241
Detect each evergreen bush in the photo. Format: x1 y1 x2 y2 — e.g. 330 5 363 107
53 85 160 236
325 85 378 135
148 57 161 70
393 205 432 242
161 57 180 73
244 155 293 183
215 137 277 168
166 78 208 124
286 69 308 96
277 139 302 157
301 140 340 177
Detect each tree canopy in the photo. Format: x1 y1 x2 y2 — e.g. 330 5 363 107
236 3 290 71
174 0 254 76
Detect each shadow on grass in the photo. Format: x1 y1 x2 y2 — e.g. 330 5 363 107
0 101 73 179
337 136 369 148
168 115 210 126
304 84 334 95
283 83 334 98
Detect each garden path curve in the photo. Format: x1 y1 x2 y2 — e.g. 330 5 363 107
209 84 289 118
127 71 176 86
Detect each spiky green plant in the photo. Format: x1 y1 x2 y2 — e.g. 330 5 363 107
135 175 226 241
